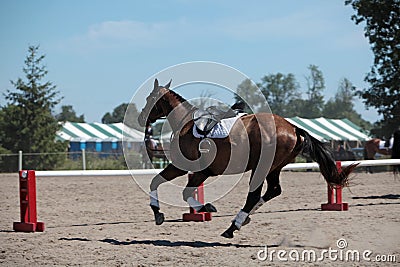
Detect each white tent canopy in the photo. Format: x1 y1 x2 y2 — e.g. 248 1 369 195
286 117 370 142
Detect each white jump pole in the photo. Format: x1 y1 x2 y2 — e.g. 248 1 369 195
282 159 400 171
35 169 163 177
18 150 23 171
31 159 400 177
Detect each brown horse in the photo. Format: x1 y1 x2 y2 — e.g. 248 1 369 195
137 79 358 238
364 138 392 160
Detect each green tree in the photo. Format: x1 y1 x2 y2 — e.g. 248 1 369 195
0 108 12 171
124 103 142 130
301 64 325 118
103 103 142 130
258 73 301 117
102 103 128 124
323 78 354 118
0 45 67 171
322 78 371 129
56 105 85 122
345 0 400 137
234 79 264 113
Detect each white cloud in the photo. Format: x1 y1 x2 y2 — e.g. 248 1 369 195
65 11 332 52
61 20 178 52
60 8 368 54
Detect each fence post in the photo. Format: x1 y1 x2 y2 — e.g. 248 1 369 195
82 149 86 170
18 150 23 171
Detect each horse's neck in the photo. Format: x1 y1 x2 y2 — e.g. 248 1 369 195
163 91 194 132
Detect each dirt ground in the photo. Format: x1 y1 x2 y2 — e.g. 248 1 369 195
0 170 399 266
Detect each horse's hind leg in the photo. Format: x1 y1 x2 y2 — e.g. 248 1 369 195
221 183 263 238
149 164 187 225
249 169 282 215
221 169 282 239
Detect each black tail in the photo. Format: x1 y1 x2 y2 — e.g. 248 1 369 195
296 128 358 187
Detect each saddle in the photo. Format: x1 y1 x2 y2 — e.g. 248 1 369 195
193 102 245 136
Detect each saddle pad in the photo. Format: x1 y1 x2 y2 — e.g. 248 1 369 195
193 113 246 138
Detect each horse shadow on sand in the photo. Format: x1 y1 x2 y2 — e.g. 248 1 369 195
59 237 273 248
99 238 270 248
47 198 400 231
351 194 400 200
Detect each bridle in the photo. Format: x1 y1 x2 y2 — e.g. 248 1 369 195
142 91 163 123
143 89 198 144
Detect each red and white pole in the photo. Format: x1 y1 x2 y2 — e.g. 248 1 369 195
182 173 212 222
13 170 45 232
321 161 349 211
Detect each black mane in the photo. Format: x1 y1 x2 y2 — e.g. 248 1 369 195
165 88 194 110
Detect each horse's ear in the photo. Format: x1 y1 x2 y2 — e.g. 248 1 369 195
165 79 172 89
153 79 159 91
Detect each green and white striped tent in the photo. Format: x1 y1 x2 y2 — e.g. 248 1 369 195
158 117 370 146
56 122 144 142
58 118 370 146
286 117 370 142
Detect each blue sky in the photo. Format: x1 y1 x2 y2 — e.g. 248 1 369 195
0 0 378 123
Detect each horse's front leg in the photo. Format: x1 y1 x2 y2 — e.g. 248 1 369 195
182 172 217 213
150 164 187 225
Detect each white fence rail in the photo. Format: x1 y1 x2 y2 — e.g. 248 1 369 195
35 169 161 177
282 159 400 171
33 159 400 177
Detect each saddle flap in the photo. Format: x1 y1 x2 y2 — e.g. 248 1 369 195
192 104 243 136
193 108 220 134
194 116 219 134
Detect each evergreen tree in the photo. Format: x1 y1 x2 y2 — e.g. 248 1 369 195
0 45 67 171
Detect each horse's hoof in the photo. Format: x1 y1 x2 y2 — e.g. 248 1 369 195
221 230 234 239
242 216 251 226
199 203 217 213
221 223 238 238
155 213 165 225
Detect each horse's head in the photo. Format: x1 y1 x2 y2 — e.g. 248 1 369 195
138 79 172 127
